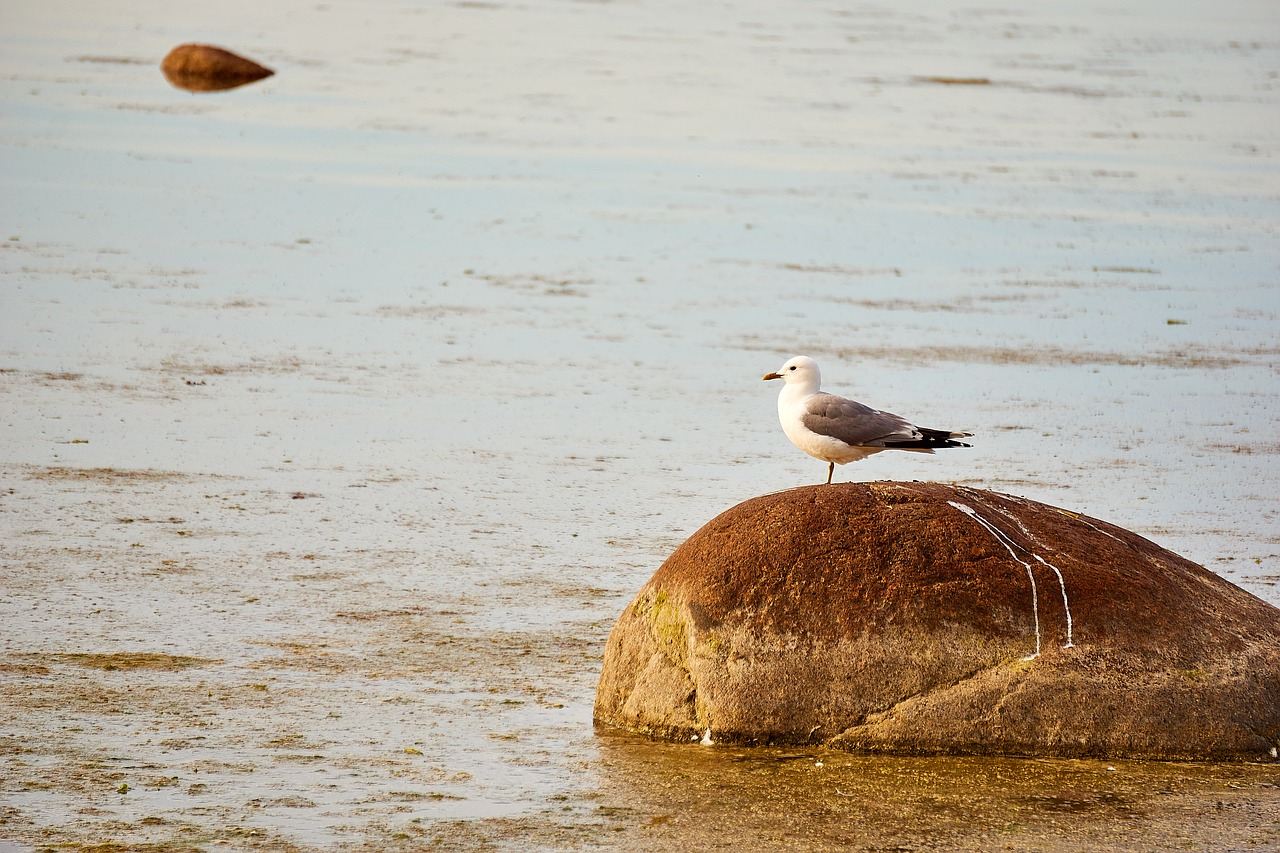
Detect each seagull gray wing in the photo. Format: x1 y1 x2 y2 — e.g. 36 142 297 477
801 393 923 447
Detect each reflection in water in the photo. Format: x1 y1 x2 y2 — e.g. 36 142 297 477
160 43 273 92
587 729 1278 851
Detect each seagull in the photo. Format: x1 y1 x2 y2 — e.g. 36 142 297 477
762 355 972 484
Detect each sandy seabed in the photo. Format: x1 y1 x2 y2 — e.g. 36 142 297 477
3 0 1279 849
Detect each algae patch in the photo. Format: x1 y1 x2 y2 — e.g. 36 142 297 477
35 652 221 671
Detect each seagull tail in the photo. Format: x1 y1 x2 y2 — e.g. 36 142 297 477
887 427 973 450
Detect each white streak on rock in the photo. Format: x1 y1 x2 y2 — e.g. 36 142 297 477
950 500 1077 652
1034 554 1075 648
979 496 1044 547
967 495 1076 649
948 501 1042 659
1069 513 1127 544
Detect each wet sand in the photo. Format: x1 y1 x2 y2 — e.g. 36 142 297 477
2 0 1279 849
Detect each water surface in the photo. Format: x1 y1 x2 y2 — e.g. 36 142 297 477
2 0 1278 848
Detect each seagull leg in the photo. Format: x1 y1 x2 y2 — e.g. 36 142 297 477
825 462 834 485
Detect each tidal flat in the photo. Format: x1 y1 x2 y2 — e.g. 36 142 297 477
2 0 1278 849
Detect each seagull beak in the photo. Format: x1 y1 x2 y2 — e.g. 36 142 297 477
762 372 782 381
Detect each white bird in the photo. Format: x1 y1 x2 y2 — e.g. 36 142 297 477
762 355 972 484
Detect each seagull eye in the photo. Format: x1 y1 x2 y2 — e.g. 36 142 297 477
789 365 796 371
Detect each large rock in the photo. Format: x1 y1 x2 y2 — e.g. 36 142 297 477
594 483 1280 760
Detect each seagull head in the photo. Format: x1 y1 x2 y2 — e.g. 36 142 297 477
762 355 822 390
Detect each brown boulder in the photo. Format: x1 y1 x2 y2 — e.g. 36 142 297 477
160 44 274 92
594 483 1280 760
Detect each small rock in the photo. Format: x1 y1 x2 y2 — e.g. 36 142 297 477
160 44 274 92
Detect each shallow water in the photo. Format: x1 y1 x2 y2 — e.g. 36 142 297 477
2 0 1278 849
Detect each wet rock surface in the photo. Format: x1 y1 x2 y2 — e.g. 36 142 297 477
160 43 273 92
596 483 1280 760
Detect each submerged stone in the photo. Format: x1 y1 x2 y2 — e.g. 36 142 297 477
594 483 1280 761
